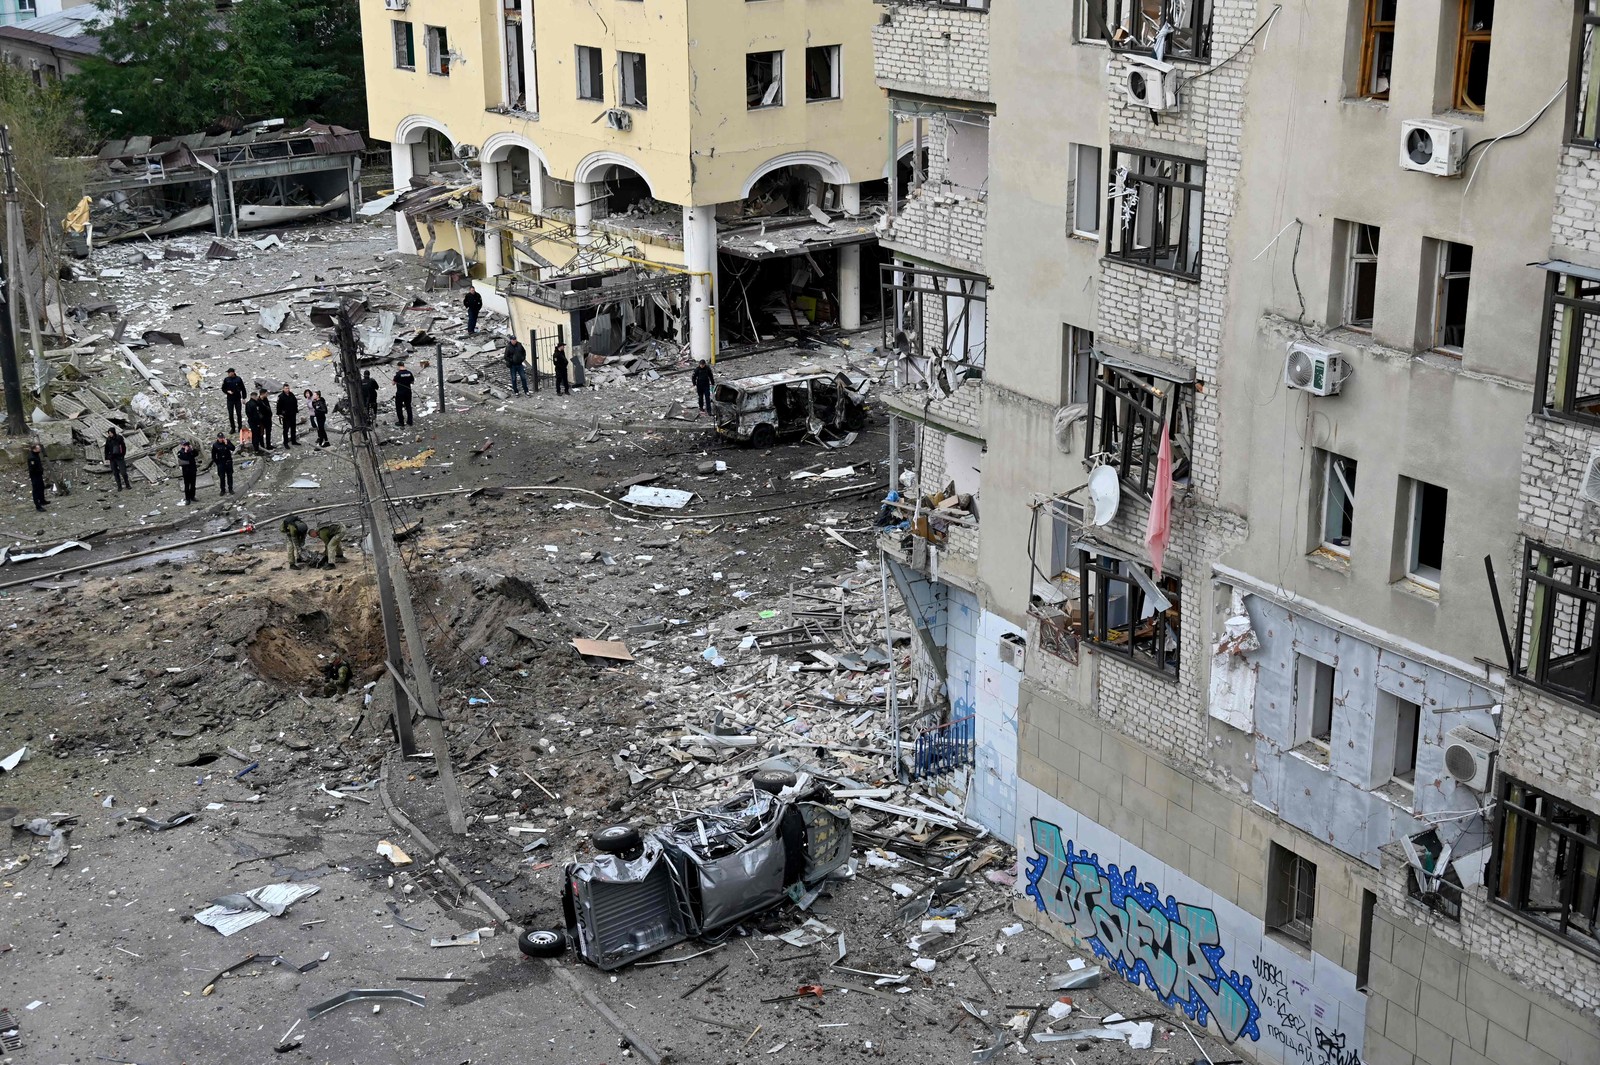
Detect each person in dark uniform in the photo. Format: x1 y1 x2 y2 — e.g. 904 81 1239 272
254 389 275 450
282 514 308 568
220 368 246 432
552 341 570 395
393 363 415 426
463 287 483 335
211 433 235 496
504 337 529 394
25 442 46 511
311 391 330 446
243 392 264 452
360 370 380 422
276 384 299 446
175 439 199 505
104 427 132 490
692 359 715 415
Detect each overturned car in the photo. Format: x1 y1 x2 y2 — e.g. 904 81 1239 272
711 370 869 447
537 771 852 970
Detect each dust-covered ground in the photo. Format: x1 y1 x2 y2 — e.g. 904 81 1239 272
0 218 1237 1065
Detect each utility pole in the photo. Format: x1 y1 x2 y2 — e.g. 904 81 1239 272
0 126 43 392
335 306 468 834
0 128 24 434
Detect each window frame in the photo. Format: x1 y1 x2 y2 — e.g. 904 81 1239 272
1403 478 1448 588
1070 143 1103 238
1453 0 1494 113
1514 541 1600 712
1062 325 1094 406
1390 694 1421 785
618 50 648 109
1267 844 1318 947
1341 221 1380 331
393 20 416 71
1429 239 1473 354
1569 2 1600 147
1077 551 1181 680
747 50 785 109
1106 146 1205 281
424 24 450 77
1534 264 1600 425
1083 353 1194 500
1489 776 1600 958
805 45 841 102
576 45 604 102
1316 449 1357 555
1081 1 1213 62
1356 0 1396 100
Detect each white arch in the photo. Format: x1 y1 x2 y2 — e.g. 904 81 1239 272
482 130 550 173
573 150 657 197
883 139 920 180
740 151 851 198
393 114 453 146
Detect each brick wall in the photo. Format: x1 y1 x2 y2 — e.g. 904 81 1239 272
1500 684 1600 811
1518 415 1600 549
1552 147 1600 266
886 113 988 274
872 2 990 103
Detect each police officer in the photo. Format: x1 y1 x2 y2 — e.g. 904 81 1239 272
220 368 246 432
393 363 415 426
282 514 308 568
175 440 199 505
25 442 46 511
552 341 570 396
361 370 380 422
311 390 330 446
692 359 715 415
104 427 132 490
211 432 235 496
276 384 299 446
463 287 483 335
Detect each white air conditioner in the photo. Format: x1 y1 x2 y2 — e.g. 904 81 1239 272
998 632 1026 671
604 109 632 131
1399 119 1465 177
1124 56 1179 112
383 0 408 10
1284 342 1348 396
1443 726 1496 792
1579 450 1600 504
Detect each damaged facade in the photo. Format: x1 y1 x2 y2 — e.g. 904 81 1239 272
878 1 1600 1064
358 0 894 364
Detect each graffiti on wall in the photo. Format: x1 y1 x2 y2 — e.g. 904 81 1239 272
1026 817 1261 1041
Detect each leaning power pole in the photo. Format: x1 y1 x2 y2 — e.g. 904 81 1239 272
335 305 467 834
0 128 25 435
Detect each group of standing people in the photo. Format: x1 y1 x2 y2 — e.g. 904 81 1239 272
501 337 571 396
232 375 330 454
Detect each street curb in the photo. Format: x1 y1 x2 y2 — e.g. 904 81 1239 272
376 754 668 1065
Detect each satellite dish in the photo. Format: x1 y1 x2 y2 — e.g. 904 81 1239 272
1088 466 1121 527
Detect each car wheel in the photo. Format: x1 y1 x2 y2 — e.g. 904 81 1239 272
750 424 776 449
519 927 568 959
753 769 797 794
593 823 643 858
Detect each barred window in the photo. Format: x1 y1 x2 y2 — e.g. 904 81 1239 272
1515 543 1600 711
1534 262 1600 424
1106 148 1204 280
1078 552 1180 679
1081 1 1212 62
1084 354 1193 498
1491 777 1600 957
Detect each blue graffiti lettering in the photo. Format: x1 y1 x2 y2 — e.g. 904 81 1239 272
1026 817 1262 1043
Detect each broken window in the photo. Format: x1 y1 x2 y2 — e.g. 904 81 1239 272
1453 0 1493 112
424 25 449 77
1106 147 1204 280
1402 478 1447 586
1427 239 1472 353
1515 542 1600 710
1341 221 1380 330
1078 551 1180 678
747 51 784 108
392 21 415 70
1294 655 1336 749
1492 777 1600 956
503 10 528 110
1357 0 1396 99
1083 1 1213 62
805 45 841 101
1573 2 1600 146
577 45 604 101
1049 501 1085 580
619 51 648 108
1388 694 1421 785
1536 264 1600 424
1084 354 1193 499
1317 450 1357 554
1070 144 1102 237
1061 325 1094 406
1267 844 1318 947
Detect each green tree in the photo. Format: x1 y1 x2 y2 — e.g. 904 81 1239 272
220 0 365 130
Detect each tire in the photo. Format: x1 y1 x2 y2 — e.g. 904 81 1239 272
592 824 643 858
749 424 776 449
519 927 568 959
753 769 797 794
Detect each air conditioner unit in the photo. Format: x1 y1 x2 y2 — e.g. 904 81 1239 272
1579 450 1600 504
383 0 408 10
1284 342 1348 396
453 143 480 162
604 109 632 131
998 632 1026 671
1399 119 1466 177
1443 726 1496 792
1124 56 1179 113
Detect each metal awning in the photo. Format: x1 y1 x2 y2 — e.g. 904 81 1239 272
717 211 880 261
1532 260 1600 284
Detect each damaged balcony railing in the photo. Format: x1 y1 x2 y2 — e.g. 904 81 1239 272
912 712 974 779
495 267 689 312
